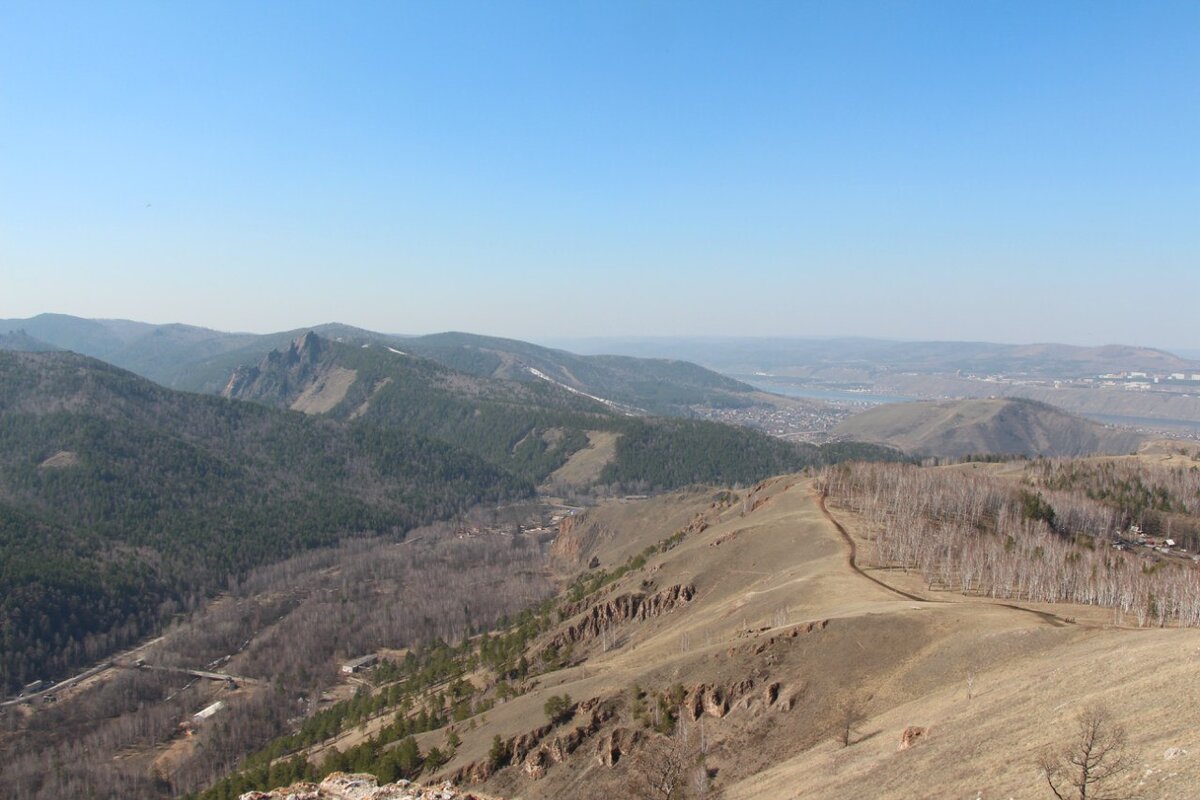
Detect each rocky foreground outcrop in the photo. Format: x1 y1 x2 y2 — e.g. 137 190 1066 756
449 697 618 784
239 773 502 800
548 583 696 650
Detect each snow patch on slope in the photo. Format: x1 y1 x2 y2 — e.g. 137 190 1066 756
525 366 639 415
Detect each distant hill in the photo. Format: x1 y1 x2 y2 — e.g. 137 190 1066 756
223 332 611 483
0 314 763 414
401 331 758 416
0 349 528 694
0 313 389 391
833 397 1146 458
550 336 1200 379
223 332 899 488
0 313 262 384
0 329 59 352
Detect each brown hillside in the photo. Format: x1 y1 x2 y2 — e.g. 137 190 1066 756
833 397 1145 457
399 479 1200 799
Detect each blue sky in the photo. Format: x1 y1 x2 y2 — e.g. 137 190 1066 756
2 1 1197 348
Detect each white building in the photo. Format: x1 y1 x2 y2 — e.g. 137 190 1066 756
342 654 379 674
193 701 224 721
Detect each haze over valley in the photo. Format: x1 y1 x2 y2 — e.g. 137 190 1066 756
3 2 1199 799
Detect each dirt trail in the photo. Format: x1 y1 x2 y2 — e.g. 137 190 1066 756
814 488 927 603
814 486 1071 627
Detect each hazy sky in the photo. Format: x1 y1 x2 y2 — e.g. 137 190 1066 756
2 2 1197 348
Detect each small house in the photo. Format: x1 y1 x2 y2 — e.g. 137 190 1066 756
193 701 224 722
341 654 379 674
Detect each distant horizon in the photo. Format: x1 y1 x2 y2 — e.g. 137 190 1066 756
2 309 1199 359
3 3 1196 351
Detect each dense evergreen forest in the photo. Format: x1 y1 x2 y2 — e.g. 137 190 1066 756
234 334 609 484
597 419 906 489
0 351 529 695
400 331 758 415
0 340 899 698
226 334 902 490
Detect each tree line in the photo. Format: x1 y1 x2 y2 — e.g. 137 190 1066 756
820 460 1200 627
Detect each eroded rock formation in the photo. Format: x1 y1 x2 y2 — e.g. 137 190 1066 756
450 698 618 784
238 772 503 800
548 584 696 650
899 726 928 750
595 727 642 766
681 676 799 720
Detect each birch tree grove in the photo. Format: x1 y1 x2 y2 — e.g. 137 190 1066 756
819 460 1200 627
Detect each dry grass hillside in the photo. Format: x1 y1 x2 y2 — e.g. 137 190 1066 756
541 431 621 490
833 397 1145 458
412 477 1200 800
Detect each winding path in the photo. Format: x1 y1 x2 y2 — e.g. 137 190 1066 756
814 488 927 603
814 486 1070 627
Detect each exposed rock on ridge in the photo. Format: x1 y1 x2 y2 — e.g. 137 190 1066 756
239 772 502 799
449 698 617 784
548 584 696 650
223 332 355 411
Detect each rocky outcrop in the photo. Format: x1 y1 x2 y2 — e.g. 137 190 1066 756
451 698 617 784
595 727 642 766
681 677 797 720
239 773 503 799
709 528 742 547
555 582 622 621
746 619 829 655
899 726 928 750
548 584 696 649
224 332 331 404
549 513 590 563
549 515 624 565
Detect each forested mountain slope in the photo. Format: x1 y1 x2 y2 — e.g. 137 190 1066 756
401 331 758 416
0 329 59 352
223 333 900 488
222 332 614 483
0 314 765 415
0 350 527 695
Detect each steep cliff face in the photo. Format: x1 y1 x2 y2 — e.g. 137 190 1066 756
239 773 503 800
548 513 593 563
223 332 356 413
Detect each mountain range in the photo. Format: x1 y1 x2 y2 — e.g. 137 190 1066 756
0 314 765 416
548 335 1200 380
0 348 530 695
221 331 893 488
0 325 896 695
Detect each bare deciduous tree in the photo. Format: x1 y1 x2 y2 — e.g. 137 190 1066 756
1038 706 1135 800
820 462 1200 628
836 696 868 747
1 519 558 800
628 714 710 800
627 735 690 799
